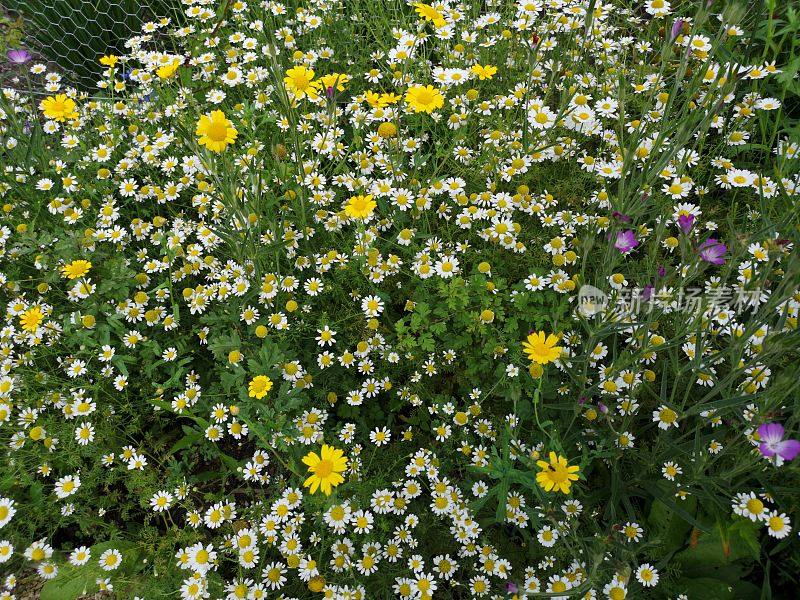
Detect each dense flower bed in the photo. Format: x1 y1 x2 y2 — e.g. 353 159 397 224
1 1 799 598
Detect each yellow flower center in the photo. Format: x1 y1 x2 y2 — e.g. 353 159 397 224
206 121 228 142
746 498 763 514
314 459 334 478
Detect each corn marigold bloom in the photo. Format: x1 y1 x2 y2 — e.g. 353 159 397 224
405 85 445 114
40 94 78 122
195 110 238 153
344 194 377 219
471 64 497 80
19 306 45 333
316 72 351 93
61 260 92 280
302 444 348 495
522 331 562 365
284 66 319 99
99 55 119 67
248 376 273 399
413 2 446 27
536 452 580 494
157 59 182 79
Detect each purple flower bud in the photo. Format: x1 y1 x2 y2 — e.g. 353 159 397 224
7 49 32 64
612 230 638 254
657 266 666 278
698 238 727 265
670 19 685 42
598 402 608 414
326 86 334 99
507 583 519 594
757 423 800 462
612 211 631 223
642 284 654 301
677 214 694 234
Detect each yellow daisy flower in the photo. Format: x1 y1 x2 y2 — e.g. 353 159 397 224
283 66 319 100
522 331 562 365
61 260 92 280
344 195 376 219
471 64 498 80
536 452 580 494
302 444 348 495
248 376 273 400
412 3 446 28
40 94 78 122
20 306 45 333
195 110 238 153
157 59 182 80
405 85 444 114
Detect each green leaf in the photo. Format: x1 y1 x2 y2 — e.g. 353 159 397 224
41 567 95 600
674 577 736 599
494 479 510 523
675 517 760 571
647 496 695 555
168 429 204 455
41 541 137 600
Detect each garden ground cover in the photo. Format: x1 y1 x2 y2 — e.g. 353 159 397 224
1 0 800 598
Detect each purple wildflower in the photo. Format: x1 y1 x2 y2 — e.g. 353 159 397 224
657 266 666 278
612 211 631 223
677 214 694 234
507 582 519 594
670 19 685 42
7 49 32 64
613 230 639 254
757 423 800 462
698 238 727 265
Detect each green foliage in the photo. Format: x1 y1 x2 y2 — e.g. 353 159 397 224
0 0 799 598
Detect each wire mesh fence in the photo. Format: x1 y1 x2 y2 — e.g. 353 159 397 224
1 0 181 93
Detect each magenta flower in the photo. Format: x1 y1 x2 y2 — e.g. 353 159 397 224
698 238 727 265
670 19 685 42
677 214 694 234
7 49 32 64
613 230 639 254
757 423 800 462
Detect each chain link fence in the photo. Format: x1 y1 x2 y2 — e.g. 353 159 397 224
1 0 181 93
